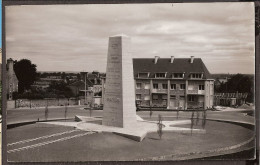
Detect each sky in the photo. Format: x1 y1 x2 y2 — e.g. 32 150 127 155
5 3 255 74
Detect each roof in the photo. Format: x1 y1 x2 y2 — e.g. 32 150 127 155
133 58 212 79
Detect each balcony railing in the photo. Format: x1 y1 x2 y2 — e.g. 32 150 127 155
152 89 168 93
187 90 205 95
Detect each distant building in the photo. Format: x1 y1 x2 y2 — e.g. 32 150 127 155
6 58 19 100
40 76 63 82
68 80 93 97
80 71 102 85
31 81 51 90
102 56 214 110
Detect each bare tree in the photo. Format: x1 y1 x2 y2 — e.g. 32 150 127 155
195 111 200 125
202 110 207 129
176 108 180 119
89 102 93 117
157 114 163 139
190 111 195 135
64 104 68 121
149 106 153 119
45 104 49 121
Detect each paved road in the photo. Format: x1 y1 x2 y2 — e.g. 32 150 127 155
7 106 255 126
7 106 97 125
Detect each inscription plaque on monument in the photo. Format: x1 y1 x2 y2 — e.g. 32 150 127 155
102 35 137 128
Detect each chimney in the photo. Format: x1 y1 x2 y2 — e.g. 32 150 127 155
154 56 160 64
7 58 14 72
190 56 194 63
170 56 175 63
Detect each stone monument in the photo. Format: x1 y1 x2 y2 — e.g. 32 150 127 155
44 35 205 142
102 35 137 128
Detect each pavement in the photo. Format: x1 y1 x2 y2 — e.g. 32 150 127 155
6 120 254 161
5 106 255 161
43 115 205 142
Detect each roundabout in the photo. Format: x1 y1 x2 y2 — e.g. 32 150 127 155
6 109 255 162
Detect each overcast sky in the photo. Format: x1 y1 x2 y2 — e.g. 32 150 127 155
6 3 254 74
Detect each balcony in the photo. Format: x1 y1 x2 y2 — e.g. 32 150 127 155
187 90 205 95
152 89 168 94
135 89 150 94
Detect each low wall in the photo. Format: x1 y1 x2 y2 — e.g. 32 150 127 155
15 98 79 108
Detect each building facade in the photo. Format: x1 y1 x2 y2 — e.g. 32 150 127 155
102 56 214 110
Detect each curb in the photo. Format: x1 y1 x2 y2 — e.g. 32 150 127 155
136 136 255 161
135 119 255 161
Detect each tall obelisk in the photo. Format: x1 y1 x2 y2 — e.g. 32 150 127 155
102 35 136 128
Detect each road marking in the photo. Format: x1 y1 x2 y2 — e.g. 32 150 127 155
8 132 95 153
8 129 80 146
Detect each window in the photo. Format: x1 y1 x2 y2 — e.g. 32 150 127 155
138 73 149 78
170 95 176 99
155 73 166 78
162 84 168 89
172 73 184 78
188 95 195 102
199 85 205 90
144 83 150 89
191 73 202 79
170 84 176 90
180 84 186 90
153 95 158 100
136 94 141 100
153 83 158 89
144 95 150 100
136 83 142 89
162 95 167 100
180 96 185 99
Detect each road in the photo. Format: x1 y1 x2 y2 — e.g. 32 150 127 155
6 106 255 161
7 106 254 125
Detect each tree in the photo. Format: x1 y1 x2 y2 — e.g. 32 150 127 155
48 81 73 98
190 111 195 135
202 110 207 129
14 59 37 93
64 104 68 121
149 108 153 119
45 103 49 121
157 115 163 139
216 74 254 103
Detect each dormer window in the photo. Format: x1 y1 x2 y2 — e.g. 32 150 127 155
155 72 167 78
172 73 184 79
138 72 150 78
190 73 203 79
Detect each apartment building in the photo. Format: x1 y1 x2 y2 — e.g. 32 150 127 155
102 56 214 110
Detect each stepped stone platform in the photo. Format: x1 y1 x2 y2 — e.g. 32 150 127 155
42 115 206 142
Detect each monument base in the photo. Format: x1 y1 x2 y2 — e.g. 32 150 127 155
42 115 206 142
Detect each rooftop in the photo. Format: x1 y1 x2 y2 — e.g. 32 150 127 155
133 58 212 79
